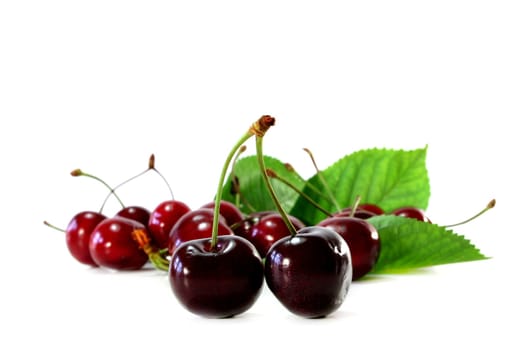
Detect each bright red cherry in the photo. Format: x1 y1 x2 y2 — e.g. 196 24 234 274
89 216 149 270
148 200 191 249
64 211 107 266
318 216 380 280
168 208 233 255
116 206 151 227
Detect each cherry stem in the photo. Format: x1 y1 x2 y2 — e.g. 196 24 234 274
210 116 276 248
149 154 175 200
256 137 298 237
347 195 362 217
43 220 65 233
71 169 126 210
265 168 333 217
303 148 342 213
230 145 247 209
99 154 175 212
284 163 332 203
444 199 496 228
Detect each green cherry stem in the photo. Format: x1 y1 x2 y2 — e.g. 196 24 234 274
256 136 298 237
210 115 276 248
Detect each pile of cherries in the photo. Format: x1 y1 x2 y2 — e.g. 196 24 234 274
44 116 464 320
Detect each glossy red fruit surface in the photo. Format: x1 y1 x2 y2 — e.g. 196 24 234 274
249 213 305 257
333 208 378 220
358 203 384 215
65 211 107 266
167 208 233 255
89 216 149 270
392 207 431 222
148 200 191 249
169 235 264 318
116 206 151 227
201 200 244 227
231 211 277 240
264 226 352 318
318 216 380 280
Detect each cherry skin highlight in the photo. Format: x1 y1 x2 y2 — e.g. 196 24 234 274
65 211 107 266
264 226 352 318
148 200 191 249
318 216 380 280
89 216 149 270
169 235 264 318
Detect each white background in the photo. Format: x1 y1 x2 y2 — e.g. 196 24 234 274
1 1 524 349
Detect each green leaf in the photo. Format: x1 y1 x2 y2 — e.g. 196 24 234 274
221 155 305 214
290 147 430 225
368 215 488 273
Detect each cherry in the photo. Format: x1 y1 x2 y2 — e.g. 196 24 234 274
148 199 191 249
168 116 273 318
265 226 352 318
167 208 234 255
255 126 352 317
334 208 378 220
392 206 431 222
318 216 380 280
45 211 107 267
358 203 384 215
200 200 244 227
249 212 305 257
169 236 264 318
89 216 149 270
116 205 151 227
230 210 276 240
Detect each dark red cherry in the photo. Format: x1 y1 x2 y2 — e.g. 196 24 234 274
168 208 234 255
148 200 191 249
169 235 264 318
264 226 352 318
64 211 107 266
116 206 151 227
358 203 384 215
333 208 378 220
392 207 431 222
249 213 305 257
89 216 149 270
318 216 380 280
231 211 277 240
201 200 244 227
